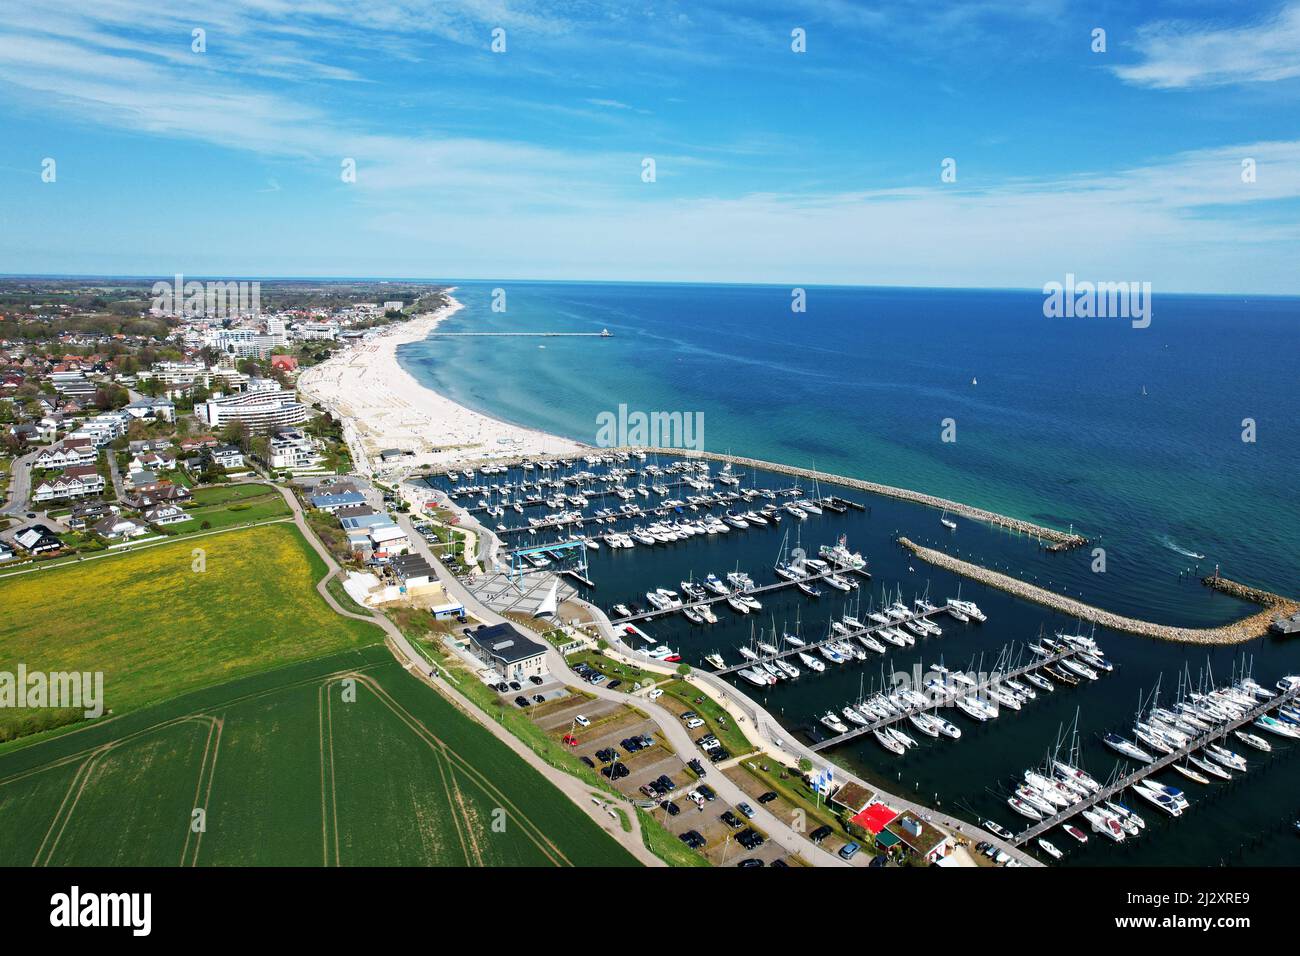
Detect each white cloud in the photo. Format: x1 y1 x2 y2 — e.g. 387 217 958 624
1115 3 1300 89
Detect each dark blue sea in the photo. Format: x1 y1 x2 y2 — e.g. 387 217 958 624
405 281 1300 866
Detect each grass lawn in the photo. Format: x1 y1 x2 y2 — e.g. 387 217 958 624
163 484 291 535
0 649 637 866
658 679 756 757
637 809 710 867
0 523 380 743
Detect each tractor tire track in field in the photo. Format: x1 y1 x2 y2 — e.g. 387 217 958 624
320 682 341 866
181 715 224 867
33 745 111 866
349 673 571 867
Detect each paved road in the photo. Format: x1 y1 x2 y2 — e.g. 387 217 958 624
0 448 38 518
271 482 662 866
399 490 851 866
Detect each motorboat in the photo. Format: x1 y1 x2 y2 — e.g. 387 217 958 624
1233 730 1272 752
703 574 730 596
727 596 751 614
1037 838 1063 860
797 581 823 598
1082 808 1127 841
1061 824 1088 845
821 712 849 734
704 653 726 669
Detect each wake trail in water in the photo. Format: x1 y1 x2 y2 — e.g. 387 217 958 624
1157 534 1205 561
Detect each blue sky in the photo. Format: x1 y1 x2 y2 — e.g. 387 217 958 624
1 1 1299 292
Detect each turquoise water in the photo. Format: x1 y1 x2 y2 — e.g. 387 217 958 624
400 281 1300 625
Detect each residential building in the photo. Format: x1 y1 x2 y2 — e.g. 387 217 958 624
15 524 61 553
269 429 322 470
33 465 105 502
198 387 308 433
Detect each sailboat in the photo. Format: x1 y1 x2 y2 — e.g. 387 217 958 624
971 376 977 386
940 510 957 531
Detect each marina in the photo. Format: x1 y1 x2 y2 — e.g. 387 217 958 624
420 450 1300 868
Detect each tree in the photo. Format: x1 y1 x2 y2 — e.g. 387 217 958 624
676 662 691 677
798 757 813 774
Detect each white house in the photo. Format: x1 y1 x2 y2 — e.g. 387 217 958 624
33 465 105 502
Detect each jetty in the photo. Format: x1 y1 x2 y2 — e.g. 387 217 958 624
610 564 871 626
1009 681 1300 847
811 644 1087 751
899 537 1300 646
617 448 1089 550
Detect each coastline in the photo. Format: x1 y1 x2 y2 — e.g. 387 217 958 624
295 292 585 474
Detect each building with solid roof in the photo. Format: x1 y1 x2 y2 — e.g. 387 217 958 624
466 623 547 680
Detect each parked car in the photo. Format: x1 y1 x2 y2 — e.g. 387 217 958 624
678 830 706 849
528 675 544 685
720 811 743 830
654 774 676 792
839 842 861 861
575 715 591 728
647 688 663 700
687 758 706 777
514 696 529 707
508 681 521 691
697 785 717 802
532 694 545 704
496 682 509 693
737 858 764 868
809 825 833 845
685 717 705 730
757 791 778 804
736 801 755 818
661 799 680 816
580 756 596 769
607 680 622 690
601 762 629 780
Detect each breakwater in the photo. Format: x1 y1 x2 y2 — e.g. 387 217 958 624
629 447 1089 551
898 537 1299 645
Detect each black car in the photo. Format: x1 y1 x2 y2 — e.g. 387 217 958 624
698 785 717 802
514 696 530 707
496 682 509 693
770 858 789 868
661 800 680 817
720 811 743 830
737 859 764 868
601 762 629 780
736 829 764 850
655 774 676 792
757 791 778 804
678 830 706 849
509 681 521 691
595 748 619 763
607 679 622 689
528 675 544 685
809 825 833 845
580 756 596 769
687 758 706 777
532 694 545 704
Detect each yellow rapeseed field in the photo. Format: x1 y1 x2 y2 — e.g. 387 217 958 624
0 524 380 737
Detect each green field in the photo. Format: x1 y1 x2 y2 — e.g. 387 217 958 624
0 649 638 866
166 483 291 534
0 522 379 742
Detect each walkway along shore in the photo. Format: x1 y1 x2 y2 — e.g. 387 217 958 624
898 537 1300 646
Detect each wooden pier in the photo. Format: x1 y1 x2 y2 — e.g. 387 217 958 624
610 565 872 626
810 646 1086 751
1009 683 1300 846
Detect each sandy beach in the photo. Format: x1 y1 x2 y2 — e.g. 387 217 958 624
296 293 585 474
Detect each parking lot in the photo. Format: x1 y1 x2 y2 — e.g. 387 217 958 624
554 661 797 866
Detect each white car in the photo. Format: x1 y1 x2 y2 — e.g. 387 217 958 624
685 717 705 729
686 789 706 808
575 715 591 728
647 688 663 700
